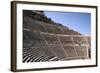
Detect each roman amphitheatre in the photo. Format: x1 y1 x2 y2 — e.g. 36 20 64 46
23 10 91 62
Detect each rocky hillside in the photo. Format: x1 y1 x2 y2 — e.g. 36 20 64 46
23 10 81 35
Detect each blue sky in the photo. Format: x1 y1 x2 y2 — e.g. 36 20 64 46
44 11 91 35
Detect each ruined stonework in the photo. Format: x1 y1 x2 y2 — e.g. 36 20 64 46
23 10 91 62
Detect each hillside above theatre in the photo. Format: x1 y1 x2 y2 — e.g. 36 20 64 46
23 10 81 35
